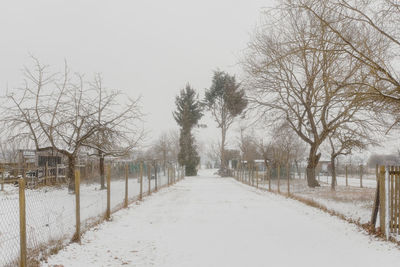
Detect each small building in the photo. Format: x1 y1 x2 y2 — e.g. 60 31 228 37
18 149 63 168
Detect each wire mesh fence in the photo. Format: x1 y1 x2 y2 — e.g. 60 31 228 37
0 160 184 266
233 163 378 228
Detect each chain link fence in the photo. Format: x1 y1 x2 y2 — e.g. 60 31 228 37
0 160 184 266
233 163 377 227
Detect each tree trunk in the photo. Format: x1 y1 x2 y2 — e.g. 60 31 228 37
306 146 320 187
220 126 226 174
99 152 106 189
67 155 76 193
330 156 336 191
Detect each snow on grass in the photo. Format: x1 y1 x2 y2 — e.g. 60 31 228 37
44 170 400 267
256 177 375 225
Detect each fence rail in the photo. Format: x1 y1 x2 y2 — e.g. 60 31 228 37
0 160 184 266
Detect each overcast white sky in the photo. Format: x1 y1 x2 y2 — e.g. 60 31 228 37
0 0 273 149
0 0 398 160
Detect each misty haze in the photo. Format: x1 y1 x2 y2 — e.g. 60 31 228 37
1 0 400 266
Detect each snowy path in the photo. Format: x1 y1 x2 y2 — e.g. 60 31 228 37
45 170 400 267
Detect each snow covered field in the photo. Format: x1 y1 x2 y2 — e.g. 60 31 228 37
45 169 400 267
252 175 376 225
0 174 170 266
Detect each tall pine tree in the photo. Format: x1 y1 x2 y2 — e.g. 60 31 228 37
173 84 203 176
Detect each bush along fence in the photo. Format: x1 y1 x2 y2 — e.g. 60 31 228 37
0 160 184 267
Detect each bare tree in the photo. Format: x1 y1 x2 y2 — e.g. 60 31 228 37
238 126 260 164
153 132 172 175
2 58 137 192
168 129 180 163
206 141 221 169
324 124 373 190
243 1 370 187
294 0 400 129
84 74 144 189
0 137 22 163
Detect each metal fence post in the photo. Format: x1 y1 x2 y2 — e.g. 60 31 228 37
18 178 27 267
345 165 348 187
360 165 363 188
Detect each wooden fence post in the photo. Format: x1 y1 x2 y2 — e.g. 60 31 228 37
345 165 348 187
124 164 128 208
287 162 290 195
148 163 151 194
106 165 111 220
390 166 393 233
379 166 385 235
256 167 259 188
18 178 27 267
360 165 363 188
268 166 271 191
167 166 171 186
247 166 249 185
251 164 256 186
379 166 388 238
396 166 400 235
45 162 48 185
56 164 59 183
394 167 400 234
74 169 81 243
263 167 266 185
1 171 4 191
139 162 143 200
154 162 158 191
167 166 170 186
278 164 281 193
385 166 390 239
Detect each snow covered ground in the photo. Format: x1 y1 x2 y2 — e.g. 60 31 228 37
0 174 170 266
45 169 400 267
256 177 376 225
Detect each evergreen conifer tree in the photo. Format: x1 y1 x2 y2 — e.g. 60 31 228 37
173 84 203 176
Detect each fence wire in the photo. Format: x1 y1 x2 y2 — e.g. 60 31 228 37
0 160 184 266
233 164 377 228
